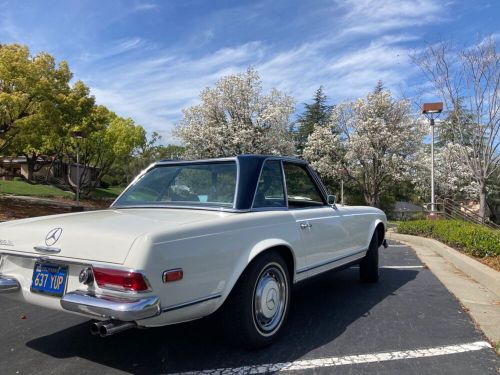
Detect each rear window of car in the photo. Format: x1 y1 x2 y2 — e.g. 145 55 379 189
114 162 237 208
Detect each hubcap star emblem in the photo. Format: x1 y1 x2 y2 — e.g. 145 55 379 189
266 288 277 310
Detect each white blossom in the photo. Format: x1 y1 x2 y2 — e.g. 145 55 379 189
412 142 479 201
304 88 425 207
174 68 295 159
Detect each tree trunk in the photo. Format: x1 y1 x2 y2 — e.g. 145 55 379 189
478 180 488 222
26 153 37 182
363 188 380 207
364 192 376 207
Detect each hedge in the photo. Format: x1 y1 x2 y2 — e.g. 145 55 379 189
396 219 500 258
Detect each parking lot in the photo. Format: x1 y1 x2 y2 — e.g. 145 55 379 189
0 241 498 374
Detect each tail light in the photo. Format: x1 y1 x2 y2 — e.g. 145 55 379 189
92 267 151 292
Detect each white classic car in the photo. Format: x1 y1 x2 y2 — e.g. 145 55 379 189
0 155 387 348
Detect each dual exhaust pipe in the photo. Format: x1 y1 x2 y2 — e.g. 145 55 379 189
90 320 136 337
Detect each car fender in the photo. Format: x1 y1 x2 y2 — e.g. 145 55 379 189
217 238 295 307
366 218 386 248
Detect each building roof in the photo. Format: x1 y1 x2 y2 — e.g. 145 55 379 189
393 201 424 212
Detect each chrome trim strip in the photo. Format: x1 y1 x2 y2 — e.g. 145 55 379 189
281 160 289 209
296 215 341 222
156 157 237 165
33 246 61 254
109 205 246 213
161 293 222 313
60 290 161 321
0 250 89 265
296 249 367 274
0 274 20 292
343 213 381 216
0 250 143 270
233 157 240 210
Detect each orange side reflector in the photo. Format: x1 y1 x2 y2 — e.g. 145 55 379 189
162 269 183 283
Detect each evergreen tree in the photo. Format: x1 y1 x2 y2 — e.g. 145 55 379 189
373 80 384 94
437 99 475 147
295 86 332 153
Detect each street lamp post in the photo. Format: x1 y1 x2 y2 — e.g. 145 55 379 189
71 131 86 208
422 102 443 216
338 167 348 205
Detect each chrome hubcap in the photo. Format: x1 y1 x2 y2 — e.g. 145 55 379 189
253 264 287 335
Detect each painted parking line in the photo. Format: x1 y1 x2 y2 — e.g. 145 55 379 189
351 265 425 269
171 341 492 375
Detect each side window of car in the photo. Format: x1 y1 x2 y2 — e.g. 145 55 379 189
253 160 286 208
283 163 326 209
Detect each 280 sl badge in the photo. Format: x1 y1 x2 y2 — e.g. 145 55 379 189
0 239 14 246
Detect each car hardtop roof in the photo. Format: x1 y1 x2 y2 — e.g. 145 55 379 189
117 154 326 211
157 154 307 165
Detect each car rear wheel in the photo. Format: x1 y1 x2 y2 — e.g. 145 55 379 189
223 252 291 349
359 230 379 283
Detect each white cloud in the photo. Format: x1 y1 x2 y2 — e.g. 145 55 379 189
84 42 265 141
86 32 423 143
338 0 447 35
133 3 158 12
79 37 153 62
1 0 452 144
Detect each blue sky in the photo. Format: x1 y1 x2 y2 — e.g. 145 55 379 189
0 0 498 143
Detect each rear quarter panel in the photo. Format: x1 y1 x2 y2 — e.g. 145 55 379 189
125 210 300 326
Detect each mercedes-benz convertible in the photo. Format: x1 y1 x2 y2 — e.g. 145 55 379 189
0 155 387 348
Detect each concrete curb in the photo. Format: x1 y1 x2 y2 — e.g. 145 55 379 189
388 232 500 298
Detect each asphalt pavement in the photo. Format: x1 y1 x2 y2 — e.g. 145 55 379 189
0 241 498 374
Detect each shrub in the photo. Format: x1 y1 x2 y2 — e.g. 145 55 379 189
397 219 500 258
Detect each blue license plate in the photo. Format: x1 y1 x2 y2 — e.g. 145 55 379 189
31 262 68 297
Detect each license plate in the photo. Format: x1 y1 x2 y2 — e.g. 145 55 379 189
31 262 68 297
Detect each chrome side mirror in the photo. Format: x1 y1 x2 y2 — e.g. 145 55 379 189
328 195 336 205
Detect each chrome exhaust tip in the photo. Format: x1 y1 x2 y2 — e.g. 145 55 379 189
90 320 108 335
99 321 136 337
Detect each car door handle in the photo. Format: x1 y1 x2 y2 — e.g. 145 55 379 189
300 223 312 229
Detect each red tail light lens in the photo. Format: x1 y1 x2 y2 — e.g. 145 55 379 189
92 267 151 292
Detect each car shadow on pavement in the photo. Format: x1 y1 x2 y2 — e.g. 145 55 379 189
26 267 418 374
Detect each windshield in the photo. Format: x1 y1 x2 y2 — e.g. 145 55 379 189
114 161 237 208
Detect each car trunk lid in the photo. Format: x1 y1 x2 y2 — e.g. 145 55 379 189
0 208 232 264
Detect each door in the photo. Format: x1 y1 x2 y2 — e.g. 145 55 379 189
283 163 349 278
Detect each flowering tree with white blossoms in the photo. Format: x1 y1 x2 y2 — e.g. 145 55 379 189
412 142 478 201
304 85 425 207
174 68 295 159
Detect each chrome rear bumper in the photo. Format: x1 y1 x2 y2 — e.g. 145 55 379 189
60 290 161 321
0 274 20 292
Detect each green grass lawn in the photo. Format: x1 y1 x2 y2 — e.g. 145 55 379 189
0 180 124 200
91 186 124 199
0 179 74 198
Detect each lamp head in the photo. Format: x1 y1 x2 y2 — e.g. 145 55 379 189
71 131 86 139
422 102 443 115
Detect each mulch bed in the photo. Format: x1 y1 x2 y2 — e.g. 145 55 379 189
477 256 500 272
0 196 110 222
